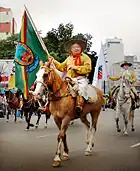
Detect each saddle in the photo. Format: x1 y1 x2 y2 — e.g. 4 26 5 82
66 77 98 103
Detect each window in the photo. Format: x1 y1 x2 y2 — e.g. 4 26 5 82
6 11 8 15
6 32 9 35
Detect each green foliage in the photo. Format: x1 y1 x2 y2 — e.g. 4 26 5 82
43 23 93 62
0 34 18 59
0 23 93 61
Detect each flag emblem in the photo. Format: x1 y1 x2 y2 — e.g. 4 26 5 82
98 65 102 79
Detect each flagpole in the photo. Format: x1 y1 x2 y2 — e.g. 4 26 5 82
24 5 50 57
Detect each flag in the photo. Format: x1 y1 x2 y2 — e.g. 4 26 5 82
14 7 48 99
92 43 108 90
98 65 103 79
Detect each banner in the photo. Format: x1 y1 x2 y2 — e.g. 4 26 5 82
92 43 108 90
14 7 48 99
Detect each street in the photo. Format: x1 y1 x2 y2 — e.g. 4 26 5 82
0 109 140 171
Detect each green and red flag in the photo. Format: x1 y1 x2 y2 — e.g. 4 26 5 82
14 7 48 99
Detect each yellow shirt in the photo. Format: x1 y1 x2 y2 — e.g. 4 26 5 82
53 53 92 78
109 70 136 83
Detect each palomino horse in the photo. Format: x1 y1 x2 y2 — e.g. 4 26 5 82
33 61 106 167
115 75 135 135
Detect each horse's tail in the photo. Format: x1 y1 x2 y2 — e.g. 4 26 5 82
95 87 106 105
129 110 133 120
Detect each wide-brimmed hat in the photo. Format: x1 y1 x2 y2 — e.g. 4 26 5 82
120 61 132 67
65 39 86 52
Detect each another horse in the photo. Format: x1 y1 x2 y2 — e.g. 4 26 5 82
33 61 106 167
5 89 50 129
115 75 135 135
5 90 23 122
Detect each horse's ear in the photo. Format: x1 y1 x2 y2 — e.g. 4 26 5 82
39 60 44 67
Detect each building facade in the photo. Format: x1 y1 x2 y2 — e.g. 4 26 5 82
103 37 124 75
0 7 17 40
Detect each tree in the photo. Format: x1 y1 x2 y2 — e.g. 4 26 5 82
0 34 18 59
0 23 93 61
43 23 93 62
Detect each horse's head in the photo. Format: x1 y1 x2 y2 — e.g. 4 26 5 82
33 61 55 97
121 76 132 98
5 89 15 103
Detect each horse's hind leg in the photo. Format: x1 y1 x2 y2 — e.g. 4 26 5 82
131 110 135 132
80 115 90 145
83 111 100 156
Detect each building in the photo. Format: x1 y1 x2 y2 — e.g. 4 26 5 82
0 7 17 40
124 55 137 63
110 55 140 91
0 59 14 87
103 37 124 75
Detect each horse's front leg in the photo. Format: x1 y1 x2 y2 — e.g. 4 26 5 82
6 107 10 122
52 116 70 167
14 109 17 122
115 102 121 132
28 112 34 129
123 104 131 135
44 111 51 129
35 111 41 128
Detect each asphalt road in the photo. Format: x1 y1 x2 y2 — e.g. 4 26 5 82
0 108 140 171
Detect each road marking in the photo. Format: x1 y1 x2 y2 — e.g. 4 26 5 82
130 142 140 148
36 133 57 139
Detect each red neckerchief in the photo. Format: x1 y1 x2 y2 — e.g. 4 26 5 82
72 52 82 66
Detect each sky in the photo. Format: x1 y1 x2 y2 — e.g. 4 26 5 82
1 0 140 57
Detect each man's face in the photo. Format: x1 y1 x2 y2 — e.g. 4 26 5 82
123 64 129 69
71 43 82 54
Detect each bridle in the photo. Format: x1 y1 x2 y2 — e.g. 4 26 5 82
6 91 18 104
35 66 70 101
118 78 131 104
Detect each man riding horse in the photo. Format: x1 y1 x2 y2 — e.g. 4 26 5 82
108 61 139 110
45 39 92 113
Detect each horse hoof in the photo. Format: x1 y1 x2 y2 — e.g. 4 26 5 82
35 125 38 129
44 125 47 129
117 129 121 132
85 141 89 145
69 121 74 125
25 128 29 131
132 128 135 132
30 124 34 127
61 155 69 161
52 161 61 167
123 132 128 136
85 151 92 156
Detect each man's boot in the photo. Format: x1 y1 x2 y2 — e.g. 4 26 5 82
75 96 85 113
